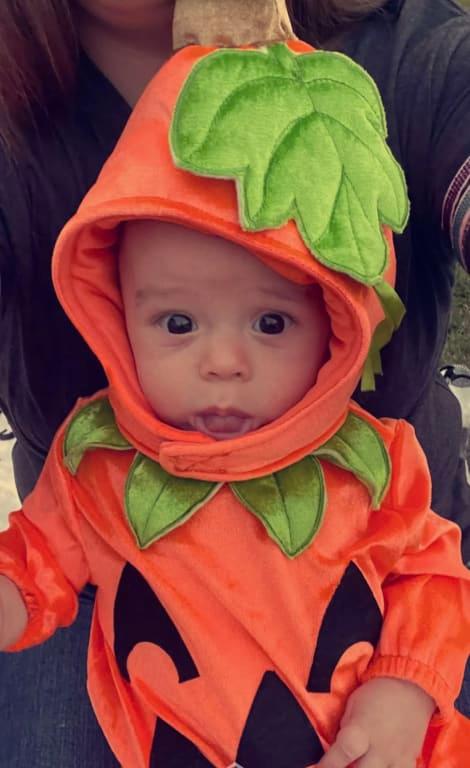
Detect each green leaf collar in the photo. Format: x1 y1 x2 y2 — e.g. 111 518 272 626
232 457 325 557
313 411 390 509
63 398 132 474
63 399 390 558
125 455 222 549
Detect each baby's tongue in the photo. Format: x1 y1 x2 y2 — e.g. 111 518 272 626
195 413 251 437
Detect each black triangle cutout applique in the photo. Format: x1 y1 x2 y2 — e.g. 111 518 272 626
150 719 215 767
307 561 383 693
114 563 199 683
236 671 324 767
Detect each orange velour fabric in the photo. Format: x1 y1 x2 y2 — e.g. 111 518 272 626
0 43 469 767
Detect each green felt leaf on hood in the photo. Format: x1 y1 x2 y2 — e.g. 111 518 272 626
231 456 326 557
63 397 132 475
125 454 222 549
171 44 409 285
361 279 406 392
313 411 390 508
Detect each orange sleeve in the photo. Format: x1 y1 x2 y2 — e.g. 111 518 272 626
362 419 470 721
0 430 89 651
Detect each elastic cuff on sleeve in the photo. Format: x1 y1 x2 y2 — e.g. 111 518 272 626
362 655 453 724
0 563 77 652
6 586 46 652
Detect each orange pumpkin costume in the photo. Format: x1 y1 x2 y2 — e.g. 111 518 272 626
1 42 469 767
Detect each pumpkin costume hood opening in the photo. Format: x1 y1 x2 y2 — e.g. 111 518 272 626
53 42 408 482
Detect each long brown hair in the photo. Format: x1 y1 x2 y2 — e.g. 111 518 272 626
0 0 77 153
0 0 386 153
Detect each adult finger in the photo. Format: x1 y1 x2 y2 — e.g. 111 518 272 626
317 724 370 768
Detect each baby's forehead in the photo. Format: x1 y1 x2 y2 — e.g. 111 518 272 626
119 219 318 301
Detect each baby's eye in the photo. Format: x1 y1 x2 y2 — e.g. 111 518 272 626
159 313 197 334
253 313 291 335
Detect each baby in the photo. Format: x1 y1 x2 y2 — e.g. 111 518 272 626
119 222 330 442
119 220 439 768
1 43 469 768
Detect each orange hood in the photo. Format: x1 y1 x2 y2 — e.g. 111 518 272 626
52 42 405 482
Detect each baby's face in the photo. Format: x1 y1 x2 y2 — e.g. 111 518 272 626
119 221 330 440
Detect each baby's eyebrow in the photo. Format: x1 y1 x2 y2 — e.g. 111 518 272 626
255 286 309 303
135 286 189 305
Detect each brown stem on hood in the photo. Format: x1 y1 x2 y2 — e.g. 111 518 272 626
173 0 296 50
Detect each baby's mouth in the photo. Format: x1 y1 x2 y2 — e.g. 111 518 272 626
193 408 254 439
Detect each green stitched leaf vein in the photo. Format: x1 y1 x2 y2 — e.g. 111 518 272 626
274 471 293 547
171 44 409 285
63 397 132 475
125 454 222 549
296 51 385 131
313 412 390 508
231 456 326 557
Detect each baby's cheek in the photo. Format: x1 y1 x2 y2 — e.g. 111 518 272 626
286 348 320 394
260 370 309 421
147 366 194 426
136 357 167 406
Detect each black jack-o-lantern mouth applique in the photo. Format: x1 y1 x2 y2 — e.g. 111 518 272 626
114 561 383 767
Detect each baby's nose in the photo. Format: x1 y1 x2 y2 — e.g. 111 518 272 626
199 335 250 381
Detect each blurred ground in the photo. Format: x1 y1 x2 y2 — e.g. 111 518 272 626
0 413 19 529
443 267 470 367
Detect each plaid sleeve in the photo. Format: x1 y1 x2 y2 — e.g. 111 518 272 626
442 157 470 271
421 16 470 269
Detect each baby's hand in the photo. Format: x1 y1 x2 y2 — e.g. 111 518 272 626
317 677 435 768
0 575 28 650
